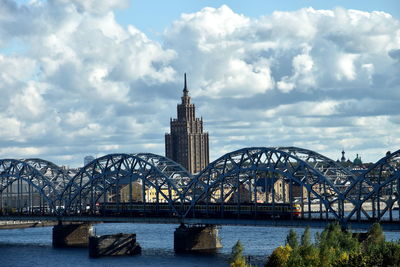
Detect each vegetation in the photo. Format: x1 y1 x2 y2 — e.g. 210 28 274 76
286 229 298 249
230 240 252 267
265 223 400 267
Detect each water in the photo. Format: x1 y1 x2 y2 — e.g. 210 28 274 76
0 223 399 267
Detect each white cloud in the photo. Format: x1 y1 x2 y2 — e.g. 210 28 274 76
264 100 339 118
336 53 359 81
50 0 129 15
0 116 22 140
65 111 88 128
9 81 47 120
0 3 399 167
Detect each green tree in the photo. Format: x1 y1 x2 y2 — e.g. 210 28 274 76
313 223 359 266
381 241 400 266
362 223 385 266
286 247 304 267
230 240 251 267
298 244 319 267
266 222 400 267
364 222 385 246
265 245 292 267
335 251 369 267
286 229 298 249
301 226 311 247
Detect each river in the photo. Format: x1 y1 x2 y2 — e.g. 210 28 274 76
0 223 399 266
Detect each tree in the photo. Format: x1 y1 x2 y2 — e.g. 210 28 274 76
230 240 251 267
285 248 304 267
364 222 385 246
301 226 311 247
298 243 319 267
382 241 400 266
266 222 400 267
286 229 298 249
265 245 292 267
317 222 359 265
362 223 385 266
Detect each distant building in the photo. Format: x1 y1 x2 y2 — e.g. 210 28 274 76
84 155 95 166
340 150 346 162
353 154 362 165
337 150 373 175
165 74 209 174
338 150 352 165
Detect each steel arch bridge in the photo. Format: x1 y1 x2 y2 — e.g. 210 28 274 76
183 147 354 220
344 149 400 222
0 159 60 214
60 153 192 215
0 147 398 225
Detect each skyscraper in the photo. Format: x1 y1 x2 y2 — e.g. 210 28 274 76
165 74 209 174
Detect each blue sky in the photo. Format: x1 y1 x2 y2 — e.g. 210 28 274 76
2 0 400 166
118 0 400 36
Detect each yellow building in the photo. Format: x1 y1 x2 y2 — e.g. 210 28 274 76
118 181 178 203
119 181 142 202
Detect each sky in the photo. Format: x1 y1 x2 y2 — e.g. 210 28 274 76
1 0 399 167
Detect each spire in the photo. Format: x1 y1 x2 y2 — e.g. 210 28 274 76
341 150 346 162
183 73 188 95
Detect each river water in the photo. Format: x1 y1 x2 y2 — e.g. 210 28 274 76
0 223 399 267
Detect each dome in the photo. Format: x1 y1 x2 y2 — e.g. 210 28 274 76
353 154 362 165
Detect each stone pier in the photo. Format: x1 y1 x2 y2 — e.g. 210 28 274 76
52 222 93 248
174 224 222 253
89 233 141 258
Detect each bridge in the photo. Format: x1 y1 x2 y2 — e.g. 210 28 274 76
0 146 399 228
1 146 398 252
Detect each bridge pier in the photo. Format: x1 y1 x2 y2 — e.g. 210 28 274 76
174 224 222 253
89 233 141 257
52 222 93 248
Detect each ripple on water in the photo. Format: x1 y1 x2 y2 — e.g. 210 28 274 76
0 223 399 267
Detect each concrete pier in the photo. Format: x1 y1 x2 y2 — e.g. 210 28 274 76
52 222 93 248
174 224 222 253
89 233 141 258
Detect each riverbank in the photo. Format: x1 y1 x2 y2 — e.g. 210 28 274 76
0 221 57 229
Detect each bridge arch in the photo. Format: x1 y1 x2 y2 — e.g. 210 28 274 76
184 147 347 220
135 153 193 191
345 149 400 222
61 153 192 215
23 158 72 191
276 147 357 189
0 159 59 214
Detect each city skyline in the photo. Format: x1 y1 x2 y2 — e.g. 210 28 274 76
0 1 399 167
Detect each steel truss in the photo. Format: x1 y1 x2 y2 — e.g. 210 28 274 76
184 147 348 220
23 158 72 191
0 147 398 223
0 159 59 214
344 149 400 222
60 153 192 215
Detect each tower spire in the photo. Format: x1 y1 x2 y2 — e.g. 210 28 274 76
183 73 188 95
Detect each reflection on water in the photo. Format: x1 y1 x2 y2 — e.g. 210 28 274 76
0 223 399 267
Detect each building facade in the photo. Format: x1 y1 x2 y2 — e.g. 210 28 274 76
165 74 209 174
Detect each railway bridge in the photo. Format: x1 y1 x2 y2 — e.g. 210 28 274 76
0 147 399 251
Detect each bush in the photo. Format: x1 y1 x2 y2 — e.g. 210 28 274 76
265 222 400 267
